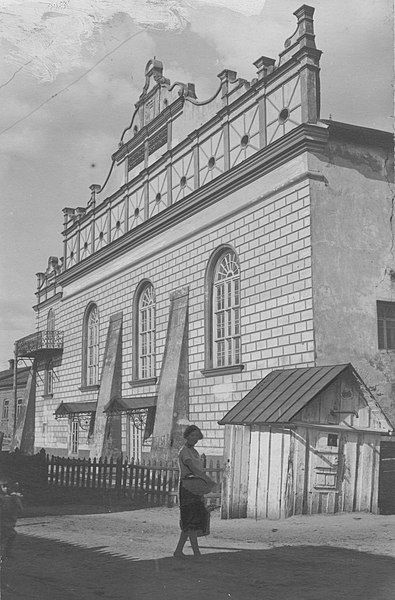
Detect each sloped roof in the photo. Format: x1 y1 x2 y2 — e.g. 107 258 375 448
0 367 30 389
218 364 350 425
104 396 157 413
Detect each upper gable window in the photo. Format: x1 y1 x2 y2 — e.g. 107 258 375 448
377 301 395 350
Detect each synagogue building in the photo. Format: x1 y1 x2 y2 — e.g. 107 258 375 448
10 6 394 485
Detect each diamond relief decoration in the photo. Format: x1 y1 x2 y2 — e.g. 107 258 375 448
128 186 145 230
171 150 194 203
229 104 260 168
110 198 126 242
148 170 168 217
265 74 301 145
199 129 224 186
80 224 92 261
66 234 78 269
94 211 109 251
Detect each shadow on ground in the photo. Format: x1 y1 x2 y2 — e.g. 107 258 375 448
22 487 151 517
2 533 394 600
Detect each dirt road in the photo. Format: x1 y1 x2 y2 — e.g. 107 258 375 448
2 507 394 600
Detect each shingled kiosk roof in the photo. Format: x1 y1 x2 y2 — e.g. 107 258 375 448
218 364 353 426
103 396 157 413
54 401 97 417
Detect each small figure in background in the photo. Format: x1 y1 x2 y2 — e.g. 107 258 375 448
0 479 23 562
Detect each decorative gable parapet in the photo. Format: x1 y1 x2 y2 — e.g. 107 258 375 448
59 5 322 275
35 256 63 305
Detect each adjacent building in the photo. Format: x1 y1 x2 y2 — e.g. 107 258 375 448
0 362 30 451
12 5 394 516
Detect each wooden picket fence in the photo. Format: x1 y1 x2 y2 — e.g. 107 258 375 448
46 454 223 508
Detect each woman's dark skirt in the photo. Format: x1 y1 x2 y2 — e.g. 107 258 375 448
179 483 210 537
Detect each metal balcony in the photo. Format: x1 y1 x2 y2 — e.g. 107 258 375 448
16 330 64 358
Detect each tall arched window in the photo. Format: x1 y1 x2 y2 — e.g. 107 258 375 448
139 284 156 379
133 282 156 381
205 247 242 371
82 303 100 387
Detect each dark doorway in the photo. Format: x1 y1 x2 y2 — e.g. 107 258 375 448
378 441 395 514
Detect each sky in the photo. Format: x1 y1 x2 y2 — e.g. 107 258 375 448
0 0 393 370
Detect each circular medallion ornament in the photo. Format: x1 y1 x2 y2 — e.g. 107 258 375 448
240 134 249 148
208 156 216 170
278 108 290 123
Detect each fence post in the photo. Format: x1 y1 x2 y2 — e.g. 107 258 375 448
115 457 122 496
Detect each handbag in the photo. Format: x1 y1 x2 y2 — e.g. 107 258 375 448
181 456 217 495
182 474 216 495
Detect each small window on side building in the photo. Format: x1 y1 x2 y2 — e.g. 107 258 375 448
377 301 395 350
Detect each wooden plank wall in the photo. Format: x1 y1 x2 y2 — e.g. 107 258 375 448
223 423 382 520
247 427 291 519
221 424 251 519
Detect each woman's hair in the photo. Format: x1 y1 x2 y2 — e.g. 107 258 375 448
183 425 203 440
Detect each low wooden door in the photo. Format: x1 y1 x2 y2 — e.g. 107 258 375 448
378 441 395 514
307 429 341 514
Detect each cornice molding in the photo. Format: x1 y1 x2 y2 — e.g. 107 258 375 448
33 292 63 312
58 123 329 287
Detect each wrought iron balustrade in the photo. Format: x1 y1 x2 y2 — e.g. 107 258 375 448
16 330 64 357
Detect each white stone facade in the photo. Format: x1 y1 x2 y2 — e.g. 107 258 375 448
14 6 393 460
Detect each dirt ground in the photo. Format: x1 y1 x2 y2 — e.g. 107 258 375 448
1 505 394 600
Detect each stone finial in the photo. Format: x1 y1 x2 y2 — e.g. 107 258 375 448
293 4 316 48
75 206 86 219
185 83 197 99
253 56 276 79
62 207 75 227
88 184 101 208
47 256 61 275
283 4 316 51
147 58 164 80
36 272 46 289
217 69 237 102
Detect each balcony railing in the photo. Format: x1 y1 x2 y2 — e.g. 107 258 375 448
16 330 64 358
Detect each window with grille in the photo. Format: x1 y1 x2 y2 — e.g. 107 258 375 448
45 360 54 395
16 398 23 421
70 419 79 455
139 285 156 379
377 301 395 350
86 305 99 386
2 399 9 420
213 251 241 367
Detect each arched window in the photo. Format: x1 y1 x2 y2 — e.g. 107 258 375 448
47 309 55 348
16 398 23 421
133 282 156 381
45 360 54 396
82 304 100 387
47 309 55 331
205 248 241 370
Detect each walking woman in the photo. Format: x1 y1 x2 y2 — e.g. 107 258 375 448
174 425 216 558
